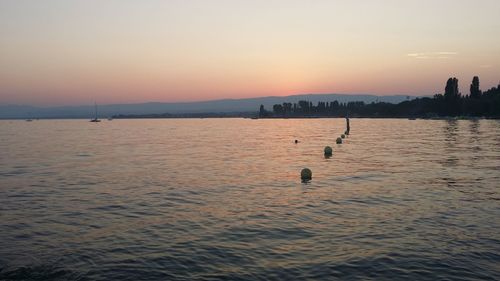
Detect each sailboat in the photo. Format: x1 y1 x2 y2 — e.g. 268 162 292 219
90 102 101 122
26 111 33 121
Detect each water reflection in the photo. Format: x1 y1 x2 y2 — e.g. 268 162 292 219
444 119 459 144
0 119 499 280
442 120 459 168
469 119 482 155
469 119 481 135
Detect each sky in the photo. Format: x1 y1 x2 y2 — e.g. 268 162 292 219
1 0 499 106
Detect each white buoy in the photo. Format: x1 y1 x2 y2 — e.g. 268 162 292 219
301 168 312 181
324 146 333 156
336 137 342 144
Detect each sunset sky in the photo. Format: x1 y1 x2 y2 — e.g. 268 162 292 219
1 0 499 106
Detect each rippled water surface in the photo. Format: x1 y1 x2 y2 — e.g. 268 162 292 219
1 119 499 280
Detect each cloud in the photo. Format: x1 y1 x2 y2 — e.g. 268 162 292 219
437 52 458 55
407 52 458 59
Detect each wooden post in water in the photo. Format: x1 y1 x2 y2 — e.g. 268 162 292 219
345 115 350 135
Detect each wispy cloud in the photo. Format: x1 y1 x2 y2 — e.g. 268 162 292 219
437 52 458 55
407 52 458 59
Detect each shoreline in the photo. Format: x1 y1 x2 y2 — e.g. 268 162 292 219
2 116 498 121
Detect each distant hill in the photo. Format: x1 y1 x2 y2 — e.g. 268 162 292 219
0 93 417 119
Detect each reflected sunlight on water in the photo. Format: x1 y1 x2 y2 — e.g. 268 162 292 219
0 119 499 280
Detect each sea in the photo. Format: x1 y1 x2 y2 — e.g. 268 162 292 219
0 118 499 280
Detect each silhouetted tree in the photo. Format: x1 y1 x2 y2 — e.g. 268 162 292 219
470 76 482 99
273 104 283 114
443 77 461 115
267 76 499 118
445 77 460 101
283 102 292 115
259 104 267 117
298 100 309 114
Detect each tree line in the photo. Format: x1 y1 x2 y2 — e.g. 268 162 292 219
259 76 500 118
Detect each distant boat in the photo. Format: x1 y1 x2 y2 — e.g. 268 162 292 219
26 111 33 121
90 102 101 122
107 117 113 121
251 117 258 120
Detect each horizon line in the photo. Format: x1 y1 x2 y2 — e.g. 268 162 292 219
1 92 427 108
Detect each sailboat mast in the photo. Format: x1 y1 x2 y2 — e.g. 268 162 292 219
90 101 101 122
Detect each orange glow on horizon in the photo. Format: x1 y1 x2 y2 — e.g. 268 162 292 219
1 0 499 106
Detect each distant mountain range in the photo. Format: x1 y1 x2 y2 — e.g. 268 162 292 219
0 93 417 119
